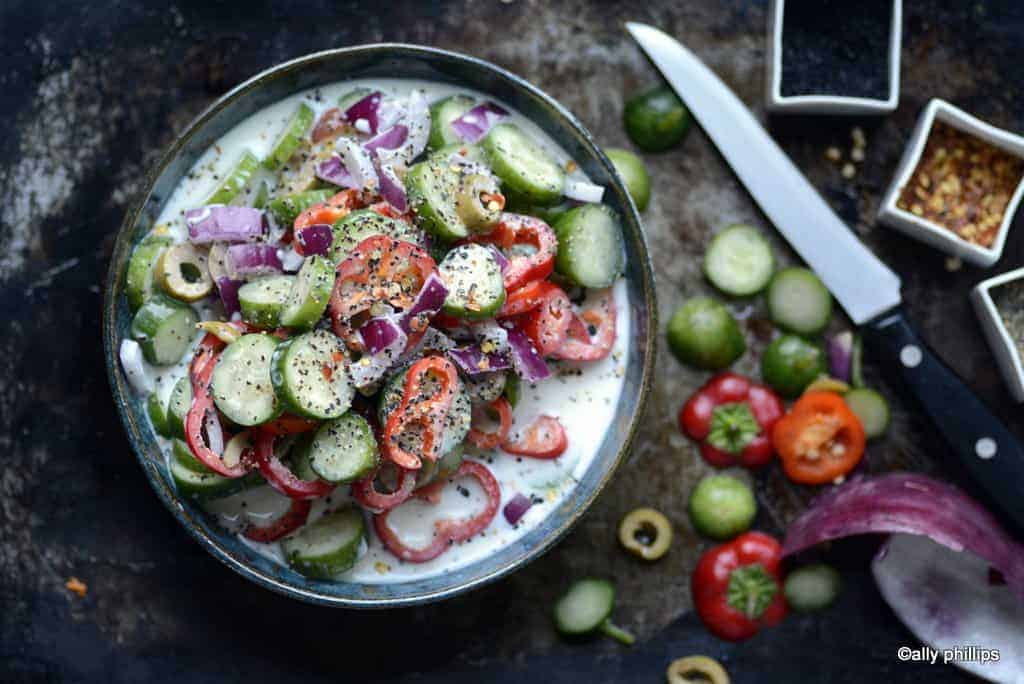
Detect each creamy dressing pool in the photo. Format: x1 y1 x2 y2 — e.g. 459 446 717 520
139 79 630 583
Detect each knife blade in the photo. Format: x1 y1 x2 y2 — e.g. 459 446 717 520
628 22 1024 533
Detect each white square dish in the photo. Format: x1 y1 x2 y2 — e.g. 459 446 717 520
765 0 901 115
971 267 1024 402
878 99 1024 267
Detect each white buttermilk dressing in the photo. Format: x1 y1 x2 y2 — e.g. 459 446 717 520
138 79 630 583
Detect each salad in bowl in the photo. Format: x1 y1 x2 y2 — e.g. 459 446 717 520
115 71 634 586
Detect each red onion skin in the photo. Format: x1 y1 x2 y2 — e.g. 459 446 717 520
364 125 408 154
316 156 355 188
450 102 510 143
343 91 383 133
448 345 512 375
295 224 333 256
506 326 551 382
359 316 404 356
227 243 283 275
216 277 242 316
401 272 448 334
503 493 533 525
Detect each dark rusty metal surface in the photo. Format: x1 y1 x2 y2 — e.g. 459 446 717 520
2 1 1022 681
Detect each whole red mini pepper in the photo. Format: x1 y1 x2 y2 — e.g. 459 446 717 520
691 531 788 641
679 372 785 468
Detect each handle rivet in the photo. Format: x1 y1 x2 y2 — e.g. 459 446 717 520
899 344 923 368
975 437 997 460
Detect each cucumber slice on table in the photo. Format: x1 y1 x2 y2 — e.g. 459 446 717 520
438 243 506 319
147 392 171 437
703 224 775 297
283 507 366 579
767 267 833 335
553 204 625 289
169 439 256 501
429 94 475 150
271 329 353 420
125 235 172 311
378 367 471 455
843 388 890 438
267 189 333 228
238 275 296 329
482 123 565 206
304 413 378 483
329 209 420 262
130 294 198 366
206 149 260 204
263 103 315 171
279 256 335 329
166 376 192 439
407 158 468 241
553 578 616 635
211 334 280 426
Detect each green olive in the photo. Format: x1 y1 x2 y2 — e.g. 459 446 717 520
618 507 673 560
156 243 213 302
605 148 651 211
666 656 730 684
666 297 746 370
624 85 691 153
687 475 756 540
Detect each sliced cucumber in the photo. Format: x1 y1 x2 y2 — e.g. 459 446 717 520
329 209 420 263
283 507 366 579
767 267 833 335
238 275 295 329
211 334 280 426
279 256 335 329
130 294 198 366
267 189 333 228
438 243 506 319
378 366 471 455
553 578 616 635
464 371 507 405
125 236 172 311
407 158 468 241
166 376 192 439
844 388 890 439
270 330 353 420
784 564 842 613
263 103 314 171
428 94 475 150
483 123 565 206
206 149 260 204
169 439 255 501
503 373 521 408
430 143 488 166
305 413 378 484
147 392 171 437
290 433 321 482
553 204 625 289
703 224 775 297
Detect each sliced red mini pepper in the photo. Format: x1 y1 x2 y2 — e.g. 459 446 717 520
772 391 866 485
551 289 617 362
519 283 572 357
294 189 361 230
329 235 437 346
185 333 251 478
373 460 501 563
692 531 788 642
467 397 513 450
468 213 557 292
242 499 312 543
501 414 568 459
351 465 418 514
679 372 785 468
381 356 459 470
253 426 335 500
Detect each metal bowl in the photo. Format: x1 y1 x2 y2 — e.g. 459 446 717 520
102 44 656 608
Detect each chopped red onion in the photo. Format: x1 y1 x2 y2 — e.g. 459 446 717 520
336 137 378 192
352 317 408 388
506 326 551 382
227 243 283 276
782 472 1024 598
450 101 510 144
828 331 854 382
216 277 241 317
359 316 404 356
448 345 512 376
562 178 605 204
316 155 356 189
343 91 383 134
186 205 263 244
119 339 152 395
377 161 408 213
364 125 408 155
401 272 449 334
503 493 533 525
295 224 333 257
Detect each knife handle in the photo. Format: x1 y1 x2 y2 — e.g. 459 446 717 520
863 309 1024 533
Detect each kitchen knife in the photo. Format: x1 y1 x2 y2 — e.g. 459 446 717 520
627 22 1024 531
